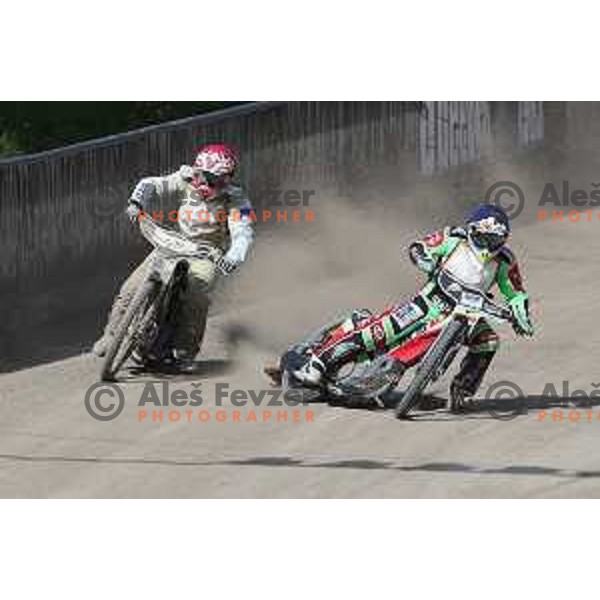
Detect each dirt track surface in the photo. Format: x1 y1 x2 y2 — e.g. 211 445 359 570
2 195 600 498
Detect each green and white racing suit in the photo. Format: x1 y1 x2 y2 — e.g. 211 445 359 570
408 226 533 395
304 226 533 397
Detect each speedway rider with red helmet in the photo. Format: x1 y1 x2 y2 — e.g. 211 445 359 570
94 144 255 369
293 204 533 411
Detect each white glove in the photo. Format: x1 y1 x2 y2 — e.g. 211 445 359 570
179 165 199 181
126 202 141 223
217 198 255 275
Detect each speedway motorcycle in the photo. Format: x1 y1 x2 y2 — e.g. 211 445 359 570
266 270 515 418
100 217 225 381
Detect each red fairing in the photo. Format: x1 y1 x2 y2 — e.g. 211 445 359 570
318 324 354 352
387 328 441 367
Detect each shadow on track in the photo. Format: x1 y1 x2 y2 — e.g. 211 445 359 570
326 392 600 423
0 452 599 480
402 394 600 422
121 358 233 383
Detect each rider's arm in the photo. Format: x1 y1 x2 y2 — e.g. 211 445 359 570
495 247 526 300
495 247 533 336
129 171 183 214
224 186 255 265
408 227 463 274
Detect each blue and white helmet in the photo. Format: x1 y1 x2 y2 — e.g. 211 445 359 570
466 204 510 255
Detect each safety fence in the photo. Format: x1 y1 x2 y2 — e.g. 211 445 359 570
0 100 558 369
0 101 421 286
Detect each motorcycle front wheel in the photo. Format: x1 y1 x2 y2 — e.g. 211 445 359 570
395 319 466 419
100 278 160 381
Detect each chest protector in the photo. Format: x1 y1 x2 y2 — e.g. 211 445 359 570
441 240 498 292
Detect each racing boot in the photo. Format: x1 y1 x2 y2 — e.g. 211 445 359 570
264 361 283 387
136 350 195 375
449 380 472 413
449 351 494 413
293 355 326 387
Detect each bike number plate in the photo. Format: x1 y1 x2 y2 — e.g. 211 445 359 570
392 303 424 330
459 291 483 309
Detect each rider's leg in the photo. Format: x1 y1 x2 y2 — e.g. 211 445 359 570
450 319 499 409
267 314 353 384
92 251 156 357
172 258 217 363
293 309 376 386
294 329 365 385
295 294 433 388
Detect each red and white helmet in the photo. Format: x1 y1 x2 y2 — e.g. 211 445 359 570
194 143 238 177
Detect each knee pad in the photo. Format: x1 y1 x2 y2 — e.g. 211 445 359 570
469 327 499 354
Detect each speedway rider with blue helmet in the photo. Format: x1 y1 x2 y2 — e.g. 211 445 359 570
293 204 533 411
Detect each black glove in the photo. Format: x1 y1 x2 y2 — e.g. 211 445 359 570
409 244 436 275
217 256 239 275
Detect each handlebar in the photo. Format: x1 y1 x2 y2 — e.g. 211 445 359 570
138 217 223 264
436 270 514 323
481 298 513 322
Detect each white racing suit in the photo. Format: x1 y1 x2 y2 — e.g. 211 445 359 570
96 166 255 361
